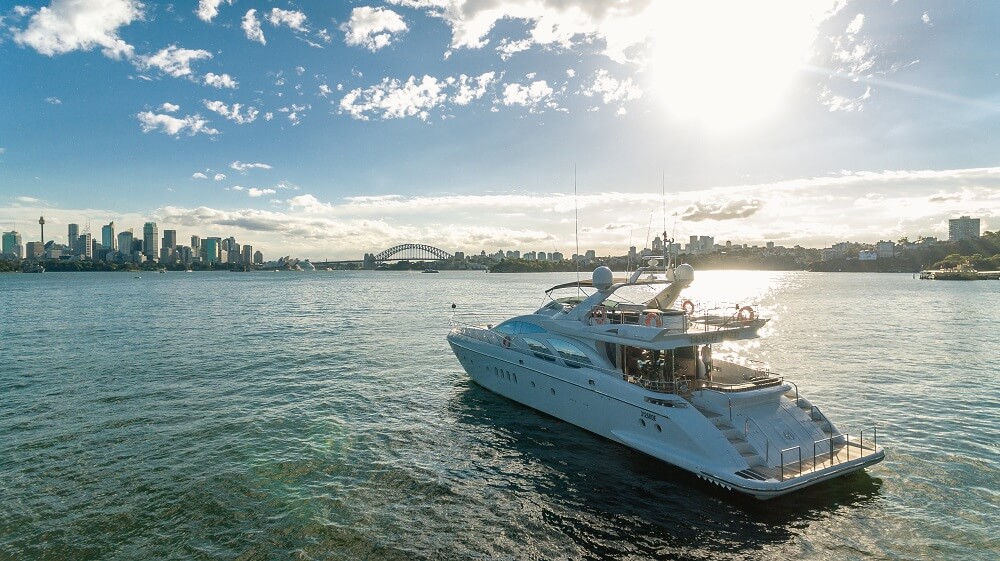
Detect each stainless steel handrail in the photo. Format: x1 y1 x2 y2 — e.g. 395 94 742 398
744 418 771 464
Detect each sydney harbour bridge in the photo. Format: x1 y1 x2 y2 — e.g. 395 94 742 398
313 243 454 269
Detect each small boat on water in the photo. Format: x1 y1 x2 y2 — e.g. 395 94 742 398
421 268 440 273
919 263 982 280
448 259 884 500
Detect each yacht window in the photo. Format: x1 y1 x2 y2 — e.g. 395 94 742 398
494 321 547 335
522 338 556 362
549 339 593 368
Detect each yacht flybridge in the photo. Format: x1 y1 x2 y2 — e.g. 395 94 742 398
447 262 884 500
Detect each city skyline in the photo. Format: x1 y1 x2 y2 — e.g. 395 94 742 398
3 1 1000 260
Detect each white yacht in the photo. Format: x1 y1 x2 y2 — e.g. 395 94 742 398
447 262 884 500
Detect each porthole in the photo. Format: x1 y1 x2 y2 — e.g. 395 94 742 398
513 373 517 383
656 424 662 432
588 379 595 386
640 419 646 427
531 381 536 388
550 388 556 395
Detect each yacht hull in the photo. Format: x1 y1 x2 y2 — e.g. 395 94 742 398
448 332 884 500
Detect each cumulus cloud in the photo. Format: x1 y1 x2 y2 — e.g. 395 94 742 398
681 199 765 222
45 96 62 104
341 6 407 51
581 70 642 106
502 80 554 109
230 161 272 172
267 8 308 32
340 75 446 121
13 0 140 59
196 0 234 23
192 172 209 179
340 72 500 120
204 72 238 89
137 111 220 136
161 102 180 112
214 173 226 181
242 9 266 44
203 100 260 124
139 45 212 78
248 188 276 197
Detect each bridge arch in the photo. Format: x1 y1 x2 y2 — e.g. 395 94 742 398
372 243 453 262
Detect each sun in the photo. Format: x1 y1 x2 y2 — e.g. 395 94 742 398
648 2 830 131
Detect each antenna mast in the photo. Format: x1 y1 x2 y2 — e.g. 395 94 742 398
574 165 580 291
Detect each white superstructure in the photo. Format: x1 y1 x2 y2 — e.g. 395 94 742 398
447 263 884 499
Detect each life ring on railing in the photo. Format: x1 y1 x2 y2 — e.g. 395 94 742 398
502 335 512 348
681 299 695 315
644 312 663 328
591 305 607 325
737 306 756 322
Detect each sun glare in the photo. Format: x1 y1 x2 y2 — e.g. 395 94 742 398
649 2 830 131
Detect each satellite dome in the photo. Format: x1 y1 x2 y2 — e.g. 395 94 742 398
674 263 695 282
593 266 614 290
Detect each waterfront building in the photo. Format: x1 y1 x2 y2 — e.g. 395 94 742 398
949 216 980 241
875 241 895 259
202 238 219 263
67 224 79 254
102 222 116 251
253 250 263 264
118 230 134 260
858 250 877 261
162 230 177 251
143 222 158 261
552 251 564 261
2 230 23 258
241 245 252 265
191 235 201 254
76 233 93 260
25 241 44 259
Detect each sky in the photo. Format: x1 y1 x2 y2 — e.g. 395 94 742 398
2 0 999 260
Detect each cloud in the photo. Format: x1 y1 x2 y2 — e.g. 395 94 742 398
203 72 238 89
242 9 266 44
341 6 407 52
340 72 499 120
13 0 140 59
139 45 212 78
214 173 226 181
450 72 497 105
581 70 642 106
502 80 554 109
680 199 765 222
247 188 276 197
161 102 180 112
192 172 209 179
267 8 308 32
136 111 220 136
230 161 272 172
45 96 62 104
196 0 234 23
203 100 260 124
340 75 446 121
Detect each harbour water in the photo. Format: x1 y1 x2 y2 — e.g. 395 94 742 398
1 271 997 560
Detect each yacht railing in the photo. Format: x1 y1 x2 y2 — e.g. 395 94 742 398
778 425 879 481
744 418 772 464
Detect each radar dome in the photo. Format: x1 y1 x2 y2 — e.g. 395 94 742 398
592 266 614 290
674 263 695 282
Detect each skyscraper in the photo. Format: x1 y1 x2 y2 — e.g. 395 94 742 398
102 221 116 251
118 230 134 260
949 216 980 241
143 222 158 261
76 233 93 259
68 223 79 254
2 231 23 258
202 238 219 263
162 229 177 250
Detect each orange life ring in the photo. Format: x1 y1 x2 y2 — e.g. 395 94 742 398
737 306 756 322
591 305 607 325
502 335 512 348
644 312 663 328
681 300 695 315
